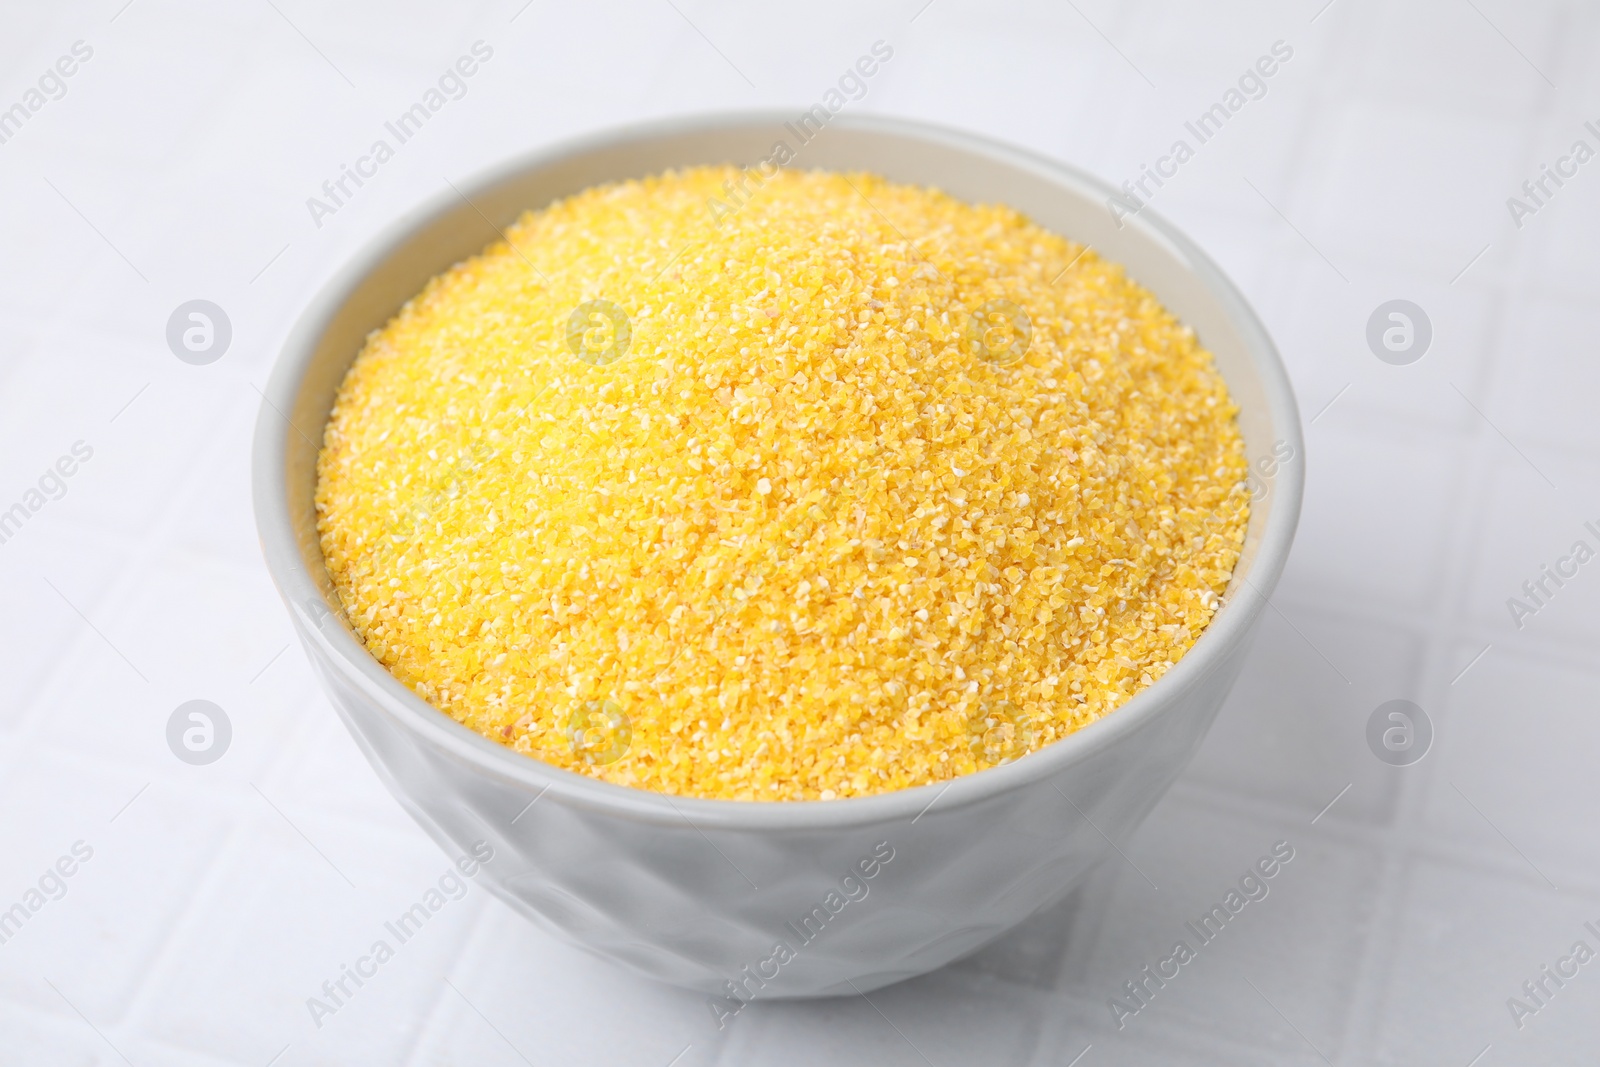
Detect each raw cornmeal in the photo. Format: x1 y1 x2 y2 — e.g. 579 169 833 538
315 166 1249 801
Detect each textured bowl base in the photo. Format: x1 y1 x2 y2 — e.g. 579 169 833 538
316 622 1246 995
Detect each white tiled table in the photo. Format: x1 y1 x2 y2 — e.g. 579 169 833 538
2 1 1597 1063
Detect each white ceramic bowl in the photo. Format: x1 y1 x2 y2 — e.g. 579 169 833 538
252 113 1302 998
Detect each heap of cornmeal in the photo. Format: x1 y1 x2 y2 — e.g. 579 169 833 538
316 166 1249 801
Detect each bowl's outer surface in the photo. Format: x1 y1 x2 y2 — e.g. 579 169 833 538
253 113 1303 998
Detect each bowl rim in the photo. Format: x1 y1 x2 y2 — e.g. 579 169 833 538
253 110 1304 831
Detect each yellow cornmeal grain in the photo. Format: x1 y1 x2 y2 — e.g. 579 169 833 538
315 165 1249 801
